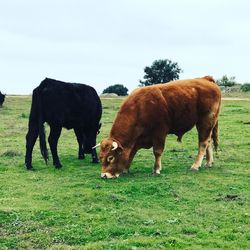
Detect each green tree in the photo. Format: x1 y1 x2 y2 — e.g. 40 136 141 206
102 84 128 96
139 59 183 86
241 83 250 92
217 75 236 87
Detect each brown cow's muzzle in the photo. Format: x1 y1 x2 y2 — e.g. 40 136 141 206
101 172 120 179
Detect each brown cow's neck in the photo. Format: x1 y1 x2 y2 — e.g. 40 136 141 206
110 125 135 149
109 105 137 149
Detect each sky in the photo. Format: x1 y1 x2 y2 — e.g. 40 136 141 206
0 0 249 95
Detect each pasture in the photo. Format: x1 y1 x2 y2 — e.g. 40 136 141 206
0 95 249 249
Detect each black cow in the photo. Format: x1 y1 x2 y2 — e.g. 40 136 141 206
0 91 5 107
25 78 102 170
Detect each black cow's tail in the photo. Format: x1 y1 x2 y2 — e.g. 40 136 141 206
36 84 48 164
38 116 48 164
212 120 219 151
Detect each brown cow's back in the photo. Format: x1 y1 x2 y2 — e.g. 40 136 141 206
111 77 221 145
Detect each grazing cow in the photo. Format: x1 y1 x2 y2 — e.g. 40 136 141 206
98 76 221 178
25 78 102 170
0 91 5 107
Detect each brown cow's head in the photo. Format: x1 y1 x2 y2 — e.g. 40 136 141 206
98 139 128 178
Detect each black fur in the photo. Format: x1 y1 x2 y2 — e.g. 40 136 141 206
0 91 5 107
25 78 102 170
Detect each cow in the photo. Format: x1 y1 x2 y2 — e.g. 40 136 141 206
97 76 221 178
25 78 102 170
0 91 5 107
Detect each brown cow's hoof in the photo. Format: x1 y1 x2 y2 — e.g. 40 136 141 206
152 171 161 176
190 167 199 171
205 163 213 168
122 169 129 174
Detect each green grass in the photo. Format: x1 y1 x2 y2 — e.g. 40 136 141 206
0 96 250 249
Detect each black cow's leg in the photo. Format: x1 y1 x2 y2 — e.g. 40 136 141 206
74 128 85 160
25 123 39 170
87 134 99 163
48 125 62 168
91 148 99 163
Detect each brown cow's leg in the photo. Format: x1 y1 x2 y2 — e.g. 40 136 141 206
191 123 213 170
205 142 214 167
191 139 210 170
153 150 162 174
152 136 166 175
123 147 137 174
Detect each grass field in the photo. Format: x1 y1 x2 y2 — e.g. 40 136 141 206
0 96 250 249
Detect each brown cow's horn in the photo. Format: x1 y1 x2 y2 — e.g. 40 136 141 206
112 141 118 151
92 143 100 149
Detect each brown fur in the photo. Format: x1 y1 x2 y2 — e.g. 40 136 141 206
100 76 221 178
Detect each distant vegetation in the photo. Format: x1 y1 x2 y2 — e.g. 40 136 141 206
216 75 250 94
241 83 250 92
102 65 250 96
217 75 237 87
139 59 183 86
102 84 128 96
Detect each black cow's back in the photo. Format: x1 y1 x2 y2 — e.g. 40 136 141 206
38 78 101 130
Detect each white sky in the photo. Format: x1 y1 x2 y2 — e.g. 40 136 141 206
0 0 249 94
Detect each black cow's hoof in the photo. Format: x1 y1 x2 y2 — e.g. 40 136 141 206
25 163 34 171
27 166 34 171
92 159 99 164
78 155 85 160
54 163 62 169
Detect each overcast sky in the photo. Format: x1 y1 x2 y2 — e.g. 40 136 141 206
0 0 249 94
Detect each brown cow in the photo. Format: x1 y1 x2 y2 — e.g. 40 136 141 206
98 76 221 178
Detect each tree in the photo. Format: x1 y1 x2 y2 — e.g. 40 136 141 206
217 75 236 87
139 59 183 86
102 84 128 96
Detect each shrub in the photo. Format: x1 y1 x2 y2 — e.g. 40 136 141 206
217 75 236 87
102 84 128 96
241 83 250 92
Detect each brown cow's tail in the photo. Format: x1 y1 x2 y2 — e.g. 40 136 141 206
212 121 219 151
